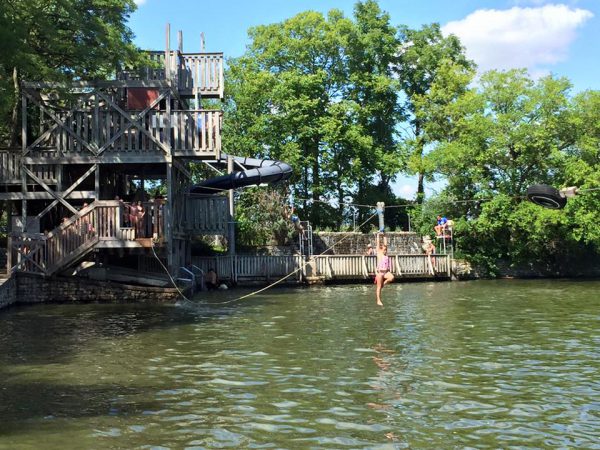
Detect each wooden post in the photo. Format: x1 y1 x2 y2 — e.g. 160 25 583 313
95 164 100 201
6 234 12 273
227 155 235 257
165 23 171 80
21 94 27 232
166 161 173 271
93 92 99 149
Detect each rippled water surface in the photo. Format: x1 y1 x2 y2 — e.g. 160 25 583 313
1 279 599 449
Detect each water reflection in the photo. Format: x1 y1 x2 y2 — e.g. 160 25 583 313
0 280 598 448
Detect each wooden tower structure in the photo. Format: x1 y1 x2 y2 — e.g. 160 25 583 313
0 26 228 280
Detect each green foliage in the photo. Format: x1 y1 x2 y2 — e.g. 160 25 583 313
224 1 402 228
424 69 600 273
395 23 475 201
0 0 143 143
235 187 293 247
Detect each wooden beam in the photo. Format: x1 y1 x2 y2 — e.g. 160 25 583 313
23 167 79 215
34 164 97 219
95 89 170 155
22 154 175 164
166 162 173 271
0 191 96 200
95 91 171 155
22 80 172 89
172 159 192 180
23 91 99 155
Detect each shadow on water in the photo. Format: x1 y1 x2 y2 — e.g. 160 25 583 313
0 286 279 367
0 382 165 435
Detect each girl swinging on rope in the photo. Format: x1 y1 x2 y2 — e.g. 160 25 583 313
375 233 394 306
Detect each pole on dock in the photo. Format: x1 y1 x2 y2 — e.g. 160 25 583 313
227 155 236 256
376 202 385 232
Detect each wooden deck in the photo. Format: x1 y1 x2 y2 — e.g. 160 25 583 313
192 254 451 284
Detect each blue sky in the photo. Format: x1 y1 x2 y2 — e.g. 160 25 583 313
129 0 599 198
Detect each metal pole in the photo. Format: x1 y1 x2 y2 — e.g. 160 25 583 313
227 155 235 256
376 202 385 232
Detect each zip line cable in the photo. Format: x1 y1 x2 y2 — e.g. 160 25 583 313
201 211 380 306
150 239 192 303
152 182 598 307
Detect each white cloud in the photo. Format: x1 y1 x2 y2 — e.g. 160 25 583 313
134 0 147 5
397 183 417 199
512 0 553 5
442 4 593 74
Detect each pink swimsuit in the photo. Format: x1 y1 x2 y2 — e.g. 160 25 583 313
377 255 390 272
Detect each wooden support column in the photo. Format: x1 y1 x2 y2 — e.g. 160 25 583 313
165 23 171 80
21 93 27 232
166 161 173 271
95 164 100 201
227 155 235 256
93 92 99 150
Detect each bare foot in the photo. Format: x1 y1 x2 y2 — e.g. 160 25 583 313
376 300 383 306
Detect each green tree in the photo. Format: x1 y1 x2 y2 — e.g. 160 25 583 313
235 187 293 247
562 90 600 248
223 2 401 229
427 70 600 272
395 23 474 203
346 0 402 195
0 0 142 144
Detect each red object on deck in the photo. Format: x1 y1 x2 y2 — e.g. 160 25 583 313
127 88 160 110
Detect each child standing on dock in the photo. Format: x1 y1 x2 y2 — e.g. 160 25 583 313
375 233 394 306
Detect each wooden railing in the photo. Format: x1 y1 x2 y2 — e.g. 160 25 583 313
178 53 224 98
315 255 449 279
118 51 224 98
0 150 21 183
25 109 222 157
8 200 166 276
192 254 451 284
185 195 228 234
0 149 57 185
192 255 304 283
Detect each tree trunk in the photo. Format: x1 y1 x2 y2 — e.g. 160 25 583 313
416 171 425 204
310 141 320 224
10 66 20 147
415 123 425 204
336 183 344 229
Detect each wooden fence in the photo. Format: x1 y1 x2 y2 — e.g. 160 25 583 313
192 254 451 284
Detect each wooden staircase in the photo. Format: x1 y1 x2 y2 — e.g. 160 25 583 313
7 200 161 276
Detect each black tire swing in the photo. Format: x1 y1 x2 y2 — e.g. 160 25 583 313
526 184 567 209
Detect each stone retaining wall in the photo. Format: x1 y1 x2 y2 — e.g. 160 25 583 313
314 232 423 255
0 276 17 310
0 273 181 312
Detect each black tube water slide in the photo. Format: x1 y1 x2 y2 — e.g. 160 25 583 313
189 155 293 195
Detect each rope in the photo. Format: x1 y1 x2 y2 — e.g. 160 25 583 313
150 238 193 304
200 211 380 306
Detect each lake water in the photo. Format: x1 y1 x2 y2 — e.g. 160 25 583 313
0 280 599 449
